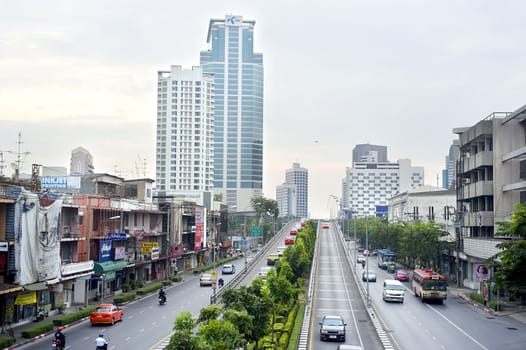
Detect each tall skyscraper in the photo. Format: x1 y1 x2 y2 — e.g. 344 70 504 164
442 140 458 189
285 162 309 218
200 15 264 211
155 66 215 193
70 147 94 175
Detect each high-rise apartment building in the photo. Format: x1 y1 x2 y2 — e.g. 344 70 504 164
284 163 309 218
155 66 215 194
442 140 459 189
200 15 264 211
70 147 94 175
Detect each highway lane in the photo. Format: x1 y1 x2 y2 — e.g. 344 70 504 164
310 224 383 350
358 256 526 350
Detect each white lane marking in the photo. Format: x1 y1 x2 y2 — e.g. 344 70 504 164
125 336 131 341
83 336 90 341
139 328 145 332
426 303 489 350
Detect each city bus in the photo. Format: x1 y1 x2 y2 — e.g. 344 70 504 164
377 249 396 269
412 268 447 303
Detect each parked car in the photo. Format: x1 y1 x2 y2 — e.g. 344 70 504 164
199 273 216 287
222 264 236 275
393 269 410 282
319 315 346 342
362 271 377 282
90 303 124 325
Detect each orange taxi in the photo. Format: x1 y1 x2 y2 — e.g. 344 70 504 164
90 303 124 325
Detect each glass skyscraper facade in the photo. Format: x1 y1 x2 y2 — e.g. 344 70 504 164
200 15 264 210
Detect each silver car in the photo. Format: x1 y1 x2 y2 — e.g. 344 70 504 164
362 271 377 282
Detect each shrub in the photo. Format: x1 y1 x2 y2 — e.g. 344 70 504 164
21 322 54 338
137 282 163 295
52 305 97 326
114 292 136 304
162 280 173 286
469 292 484 305
170 275 182 282
489 300 503 311
0 336 15 348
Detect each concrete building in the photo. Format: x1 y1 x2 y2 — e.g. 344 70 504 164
442 140 459 189
342 152 424 216
453 104 526 288
200 15 264 212
70 147 94 175
285 163 308 218
352 144 388 164
155 65 215 198
276 183 296 218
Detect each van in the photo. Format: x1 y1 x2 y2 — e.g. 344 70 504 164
382 279 405 303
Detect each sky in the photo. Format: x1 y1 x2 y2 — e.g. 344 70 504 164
1 0 526 218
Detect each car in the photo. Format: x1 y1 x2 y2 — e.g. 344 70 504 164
357 255 366 264
267 253 280 266
221 264 236 275
199 273 216 287
357 247 364 253
363 249 371 256
362 271 377 282
322 223 330 229
90 303 124 325
290 229 298 235
276 246 287 254
383 279 405 303
393 269 410 282
284 237 295 245
371 249 378 256
258 266 274 280
319 315 346 342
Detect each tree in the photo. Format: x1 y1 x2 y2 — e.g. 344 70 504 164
165 311 201 350
198 304 221 324
198 319 244 350
491 203 526 300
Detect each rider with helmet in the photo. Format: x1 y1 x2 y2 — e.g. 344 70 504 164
158 287 166 303
54 326 66 349
95 332 109 350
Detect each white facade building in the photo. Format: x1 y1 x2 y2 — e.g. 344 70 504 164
155 66 215 198
342 157 424 216
276 183 296 218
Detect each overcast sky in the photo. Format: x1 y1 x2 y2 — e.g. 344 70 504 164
1 0 525 218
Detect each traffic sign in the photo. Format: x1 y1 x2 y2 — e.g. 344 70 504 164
251 226 261 236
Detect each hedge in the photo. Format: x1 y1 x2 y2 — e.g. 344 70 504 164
114 292 136 304
162 280 173 286
52 305 97 326
170 275 182 283
136 282 163 295
0 336 15 348
22 322 54 338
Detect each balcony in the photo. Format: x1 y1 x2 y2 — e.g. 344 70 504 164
460 151 493 173
462 211 494 227
460 180 493 199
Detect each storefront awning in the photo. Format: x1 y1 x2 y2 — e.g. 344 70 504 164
24 281 49 291
94 260 128 274
0 284 23 295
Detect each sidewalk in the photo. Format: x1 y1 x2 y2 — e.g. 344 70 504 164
2 270 196 350
449 286 526 325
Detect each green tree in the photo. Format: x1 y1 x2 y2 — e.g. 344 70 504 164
492 203 526 300
198 319 244 350
165 311 201 350
198 304 221 324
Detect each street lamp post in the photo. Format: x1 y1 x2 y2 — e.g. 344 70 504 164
366 215 371 308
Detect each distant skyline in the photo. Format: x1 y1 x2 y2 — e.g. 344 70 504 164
2 1 526 218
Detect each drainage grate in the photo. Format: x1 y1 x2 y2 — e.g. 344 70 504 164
507 327 518 331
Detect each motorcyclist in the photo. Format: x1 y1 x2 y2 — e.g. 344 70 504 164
218 278 224 288
158 288 166 303
54 326 66 349
95 332 108 350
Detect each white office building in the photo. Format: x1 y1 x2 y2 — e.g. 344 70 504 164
342 157 424 216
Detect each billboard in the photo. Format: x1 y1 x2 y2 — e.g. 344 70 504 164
195 206 204 251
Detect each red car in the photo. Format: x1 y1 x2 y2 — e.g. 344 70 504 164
90 303 124 325
322 223 330 229
285 237 295 245
393 269 410 282
290 229 298 235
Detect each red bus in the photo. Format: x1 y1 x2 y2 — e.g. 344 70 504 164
412 269 447 303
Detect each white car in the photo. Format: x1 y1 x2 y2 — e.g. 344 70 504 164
258 266 274 280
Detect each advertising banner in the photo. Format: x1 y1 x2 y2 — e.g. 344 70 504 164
151 247 160 260
474 264 490 281
195 206 204 251
108 232 127 240
15 291 37 305
114 246 126 260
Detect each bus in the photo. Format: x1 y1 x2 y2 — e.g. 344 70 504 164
378 249 396 269
412 268 447 303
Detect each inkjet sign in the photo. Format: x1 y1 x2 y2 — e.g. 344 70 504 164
99 240 112 262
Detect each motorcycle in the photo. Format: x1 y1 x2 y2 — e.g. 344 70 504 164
158 296 166 305
51 339 64 350
96 339 109 350
34 308 46 322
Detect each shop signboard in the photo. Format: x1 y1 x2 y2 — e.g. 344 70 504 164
15 291 37 305
151 247 160 260
99 240 112 262
0 241 8 252
114 246 126 260
108 232 127 240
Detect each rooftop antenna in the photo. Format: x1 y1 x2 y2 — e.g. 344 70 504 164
9 132 31 182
